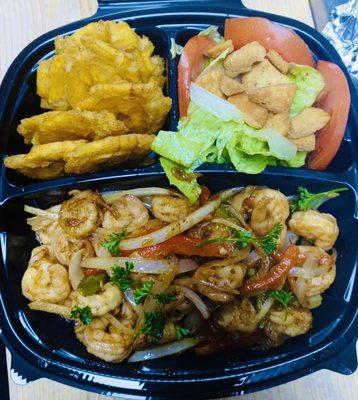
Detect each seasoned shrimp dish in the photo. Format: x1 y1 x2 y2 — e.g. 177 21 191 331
23 184 345 362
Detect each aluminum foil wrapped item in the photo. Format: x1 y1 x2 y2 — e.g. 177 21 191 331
322 0 358 87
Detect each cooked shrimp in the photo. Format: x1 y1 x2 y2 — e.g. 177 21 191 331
22 251 70 303
28 245 55 265
74 282 122 317
134 320 177 350
162 285 192 321
229 186 257 215
102 194 149 234
249 189 289 235
194 258 246 303
293 246 336 309
265 305 312 338
151 195 195 223
216 298 259 333
28 217 59 245
59 190 104 239
51 227 94 265
75 304 135 362
90 233 112 257
289 210 339 250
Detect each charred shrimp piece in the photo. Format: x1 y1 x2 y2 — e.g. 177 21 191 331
151 195 195 223
193 259 246 303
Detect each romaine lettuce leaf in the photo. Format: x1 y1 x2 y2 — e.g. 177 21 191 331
159 157 201 204
288 65 325 115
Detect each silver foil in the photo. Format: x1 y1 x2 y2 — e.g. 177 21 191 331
322 0 358 87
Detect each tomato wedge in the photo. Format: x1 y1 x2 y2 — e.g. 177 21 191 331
178 35 215 117
306 61 351 170
123 234 227 259
240 245 299 296
224 17 315 67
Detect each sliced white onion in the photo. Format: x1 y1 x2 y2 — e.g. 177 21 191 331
81 257 175 274
246 250 261 266
24 205 58 219
190 82 243 123
184 309 203 334
256 298 275 321
102 188 182 204
178 259 199 274
118 188 241 251
68 250 84 290
103 313 134 335
128 338 200 362
179 286 210 319
284 230 299 249
29 301 71 318
124 288 137 308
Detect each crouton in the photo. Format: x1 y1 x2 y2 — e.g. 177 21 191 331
223 41 266 78
228 93 268 129
195 64 225 98
242 59 290 92
290 135 316 152
264 111 292 136
266 49 289 74
220 76 244 96
205 40 234 59
290 107 331 138
247 83 296 113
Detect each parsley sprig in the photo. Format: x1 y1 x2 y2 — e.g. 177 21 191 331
133 280 177 305
134 280 154 305
197 223 282 255
110 261 134 291
140 311 165 343
269 289 294 309
175 325 190 340
101 229 128 256
154 292 177 305
70 306 93 325
290 186 347 212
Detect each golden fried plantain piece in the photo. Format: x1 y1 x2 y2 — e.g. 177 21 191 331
17 161 66 180
18 110 127 145
75 81 171 134
64 134 155 174
4 140 86 171
36 21 170 135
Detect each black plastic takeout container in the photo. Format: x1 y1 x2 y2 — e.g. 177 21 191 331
0 1 357 398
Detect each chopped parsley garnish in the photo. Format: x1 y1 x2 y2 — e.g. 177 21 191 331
175 325 190 340
290 186 347 212
269 290 294 309
110 261 134 291
256 223 282 255
154 292 177 305
101 229 128 256
197 223 282 255
140 311 165 343
134 280 154 305
70 306 93 325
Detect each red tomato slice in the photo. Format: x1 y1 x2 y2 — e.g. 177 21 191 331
178 35 215 117
306 60 351 170
224 17 315 67
122 234 227 259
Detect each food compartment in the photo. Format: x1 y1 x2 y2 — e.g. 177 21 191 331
0 172 356 388
1 24 171 188
173 24 355 173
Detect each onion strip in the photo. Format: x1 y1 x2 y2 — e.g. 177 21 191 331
118 188 241 251
179 286 210 319
81 257 176 274
102 188 183 204
178 259 199 274
24 205 58 219
128 338 200 362
68 250 84 290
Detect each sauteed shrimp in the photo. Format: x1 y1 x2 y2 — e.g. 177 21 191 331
22 184 343 362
